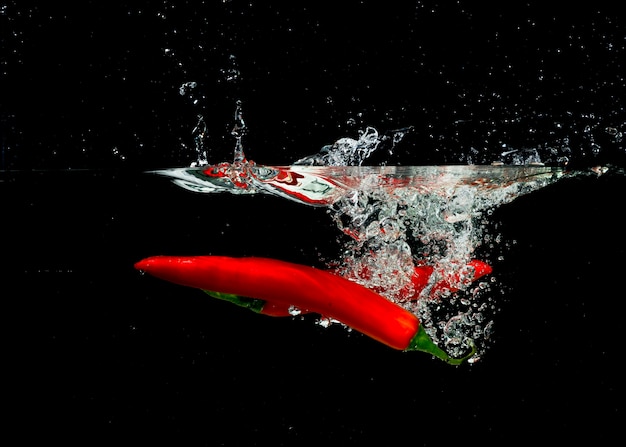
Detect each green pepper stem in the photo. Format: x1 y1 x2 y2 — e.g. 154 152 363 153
203 290 266 313
405 325 476 365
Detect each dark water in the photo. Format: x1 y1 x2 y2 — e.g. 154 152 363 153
3 2 625 445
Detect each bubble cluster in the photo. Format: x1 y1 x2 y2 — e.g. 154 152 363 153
327 169 560 358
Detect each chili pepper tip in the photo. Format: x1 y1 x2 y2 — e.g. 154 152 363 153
134 258 153 272
135 255 173 274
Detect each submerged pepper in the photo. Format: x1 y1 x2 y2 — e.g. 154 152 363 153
135 255 490 364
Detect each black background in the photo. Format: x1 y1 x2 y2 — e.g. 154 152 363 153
3 1 625 445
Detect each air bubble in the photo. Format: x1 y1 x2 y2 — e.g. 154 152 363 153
288 306 302 316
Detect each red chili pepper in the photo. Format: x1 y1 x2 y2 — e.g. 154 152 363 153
415 259 492 299
344 260 492 302
135 255 488 364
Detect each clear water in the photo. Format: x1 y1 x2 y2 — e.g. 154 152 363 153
151 117 605 361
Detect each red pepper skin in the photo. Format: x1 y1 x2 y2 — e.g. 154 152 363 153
135 256 420 350
259 301 304 317
410 265 435 295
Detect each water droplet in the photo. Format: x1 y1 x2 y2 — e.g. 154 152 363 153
179 81 197 96
316 318 331 328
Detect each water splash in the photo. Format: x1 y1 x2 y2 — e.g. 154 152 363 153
150 115 608 361
321 165 571 359
294 126 413 166
190 114 208 167
231 100 247 163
